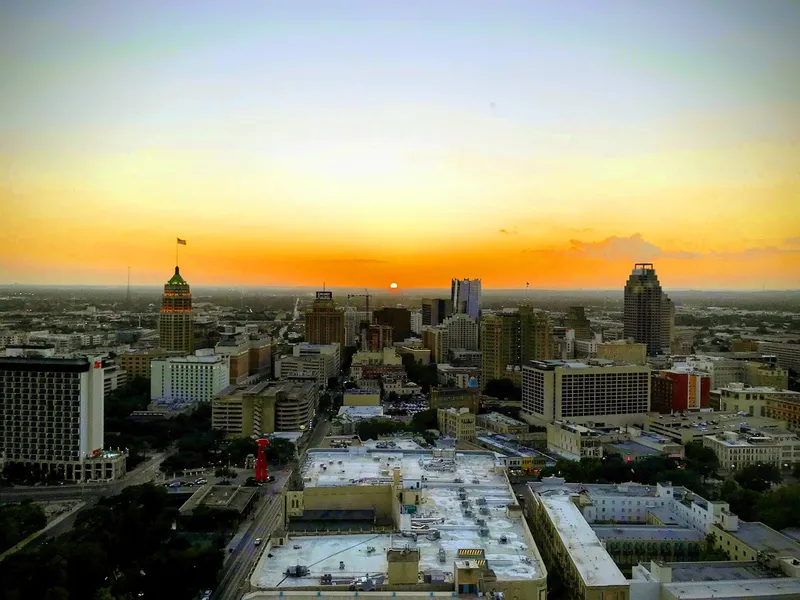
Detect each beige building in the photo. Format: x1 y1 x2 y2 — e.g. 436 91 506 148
522 360 651 426
212 380 318 436
429 386 480 413
703 428 800 471
758 341 800 371
481 308 552 386
304 291 344 346
718 384 800 417
546 420 606 459
477 411 529 436
596 341 647 365
437 407 476 441
215 333 252 385
421 325 449 364
117 348 168 380
645 411 788 444
746 361 789 389
158 266 194 354
343 389 381 406
250 449 547 599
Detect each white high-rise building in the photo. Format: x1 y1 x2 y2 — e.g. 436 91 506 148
410 309 423 335
151 349 230 407
451 278 482 319
0 355 126 481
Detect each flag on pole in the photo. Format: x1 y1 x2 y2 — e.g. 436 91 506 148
526 282 530 288
177 238 187 245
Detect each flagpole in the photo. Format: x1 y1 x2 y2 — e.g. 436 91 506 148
176 238 178 268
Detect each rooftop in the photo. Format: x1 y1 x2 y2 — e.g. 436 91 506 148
536 488 627 587
336 406 384 419
479 411 528 428
662 578 800 599
592 525 704 542
731 522 800 560
668 561 778 583
252 449 543 589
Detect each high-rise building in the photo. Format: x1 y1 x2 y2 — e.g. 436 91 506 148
522 359 651 426
366 324 394 351
0 356 126 481
158 267 194 354
442 313 479 351
150 349 230 407
410 309 422 335
117 348 169 380
481 308 552 385
304 291 345 347
421 298 452 327
480 311 522 384
158 266 194 354
520 306 552 362
623 263 673 356
564 306 592 340
421 325 449 364
344 307 372 347
450 278 481 319
373 307 411 342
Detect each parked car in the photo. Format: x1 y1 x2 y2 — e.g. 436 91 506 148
254 538 262 546
195 478 208 485
266 475 275 483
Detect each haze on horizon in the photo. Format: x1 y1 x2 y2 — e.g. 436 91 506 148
1 1 799 290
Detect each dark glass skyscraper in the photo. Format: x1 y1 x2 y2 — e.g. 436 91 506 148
451 278 481 319
623 263 673 356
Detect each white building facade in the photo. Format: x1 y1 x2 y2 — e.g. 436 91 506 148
151 349 230 406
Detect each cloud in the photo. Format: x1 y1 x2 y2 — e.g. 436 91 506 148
567 233 699 260
521 233 799 261
498 228 518 235
311 258 387 265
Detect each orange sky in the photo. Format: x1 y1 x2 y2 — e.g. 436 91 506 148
1 3 799 289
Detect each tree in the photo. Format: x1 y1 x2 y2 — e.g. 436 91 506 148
224 437 257 465
263 437 296 465
756 484 800 530
409 408 438 432
735 463 782 493
356 418 403 441
684 441 719 479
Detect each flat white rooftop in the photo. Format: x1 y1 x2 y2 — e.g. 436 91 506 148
662 578 800 599
252 449 543 590
538 489 627 587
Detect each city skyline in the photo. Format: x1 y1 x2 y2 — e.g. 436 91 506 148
2 1 799 289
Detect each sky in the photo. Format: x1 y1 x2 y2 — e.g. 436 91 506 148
1 0 799 289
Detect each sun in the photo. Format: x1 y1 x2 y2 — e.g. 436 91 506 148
390 282 398 289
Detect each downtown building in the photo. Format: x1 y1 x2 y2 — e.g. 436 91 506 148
451 277 482 319
522 359 651 426
623 263 674 356
481 308 552 385
150 349 230 409
0 355 126 481
158 266 194 354
304 291 345 347
421 297 453 326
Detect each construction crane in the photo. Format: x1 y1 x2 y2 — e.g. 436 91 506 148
347 289 373 350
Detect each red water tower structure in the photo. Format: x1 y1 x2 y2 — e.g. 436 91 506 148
255 438 270 482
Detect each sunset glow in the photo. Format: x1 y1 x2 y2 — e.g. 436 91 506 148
1 1 799 289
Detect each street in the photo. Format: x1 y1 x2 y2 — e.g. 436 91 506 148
213 476 287 600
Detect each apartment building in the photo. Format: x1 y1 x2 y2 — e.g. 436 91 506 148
0 356 126 481
151 349 230 407
596 341 647 365
117 348 169 380
546 420 607 459
522 360 651 426
703 427 800 471
758 341 800 371
436 363 481 389
215 333 252 385
718 384 800 418
477 411 530 436
437 406 476 441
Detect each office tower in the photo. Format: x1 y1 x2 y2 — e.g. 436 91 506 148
0 355 126 481
373 307 411 342
520 306 552 362
366 325 394 351
421 326 449 364
522 360 651 425
421 298 453 326
442 313 479 351
304 291 345 346
150 349 230 407
564 306 592 340
158 266 194 353
344 307 372 347
623 263 673 356
450 278 481 319
410 310 422 335
480 312 522 384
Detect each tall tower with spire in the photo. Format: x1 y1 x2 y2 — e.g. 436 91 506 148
158 266 193 354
